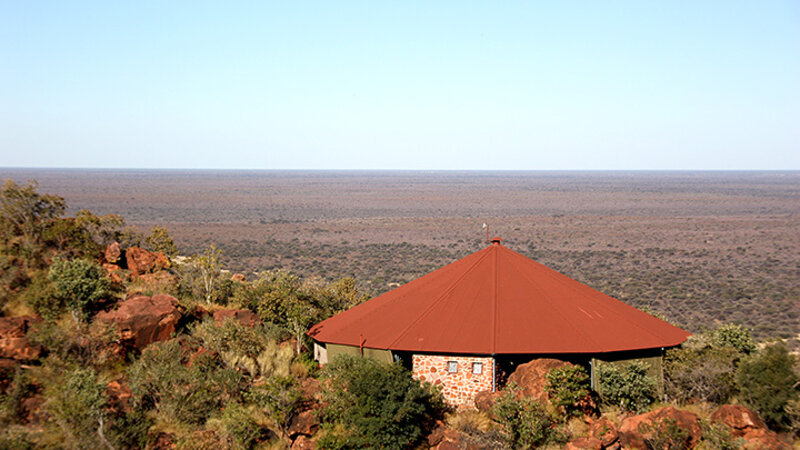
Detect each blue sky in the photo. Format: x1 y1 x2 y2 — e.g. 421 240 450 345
1 1 798 170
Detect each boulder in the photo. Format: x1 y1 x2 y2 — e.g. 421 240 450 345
589 416 619 448
506 358 572 402
292 435 317 450
0 316 42 361
434 429 479 450
21 394 46 424
710 404 766 438
741 428 792 450
230 273 246 282
565 436 603 450
102 263 125 284
104 241 122 264
619 407 701 450
96 294 181 351
288 410 319 439
125 247 169 276
426 420 447 447
106 380 133 414
213 309 260 327
473 389 502 413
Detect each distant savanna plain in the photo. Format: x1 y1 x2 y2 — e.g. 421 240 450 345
2 168 798 347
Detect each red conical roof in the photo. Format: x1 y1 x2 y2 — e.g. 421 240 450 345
308 241 690 354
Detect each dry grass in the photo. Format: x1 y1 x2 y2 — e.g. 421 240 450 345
445 410 493 434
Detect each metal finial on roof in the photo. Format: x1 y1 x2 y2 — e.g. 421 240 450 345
490 236 502 245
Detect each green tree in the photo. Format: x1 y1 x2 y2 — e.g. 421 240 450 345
180 244 224 303
0 179 66 254
145 226 178 257
736 342 799 431
48 258 111 323
318 355 443 449
44 367 114 450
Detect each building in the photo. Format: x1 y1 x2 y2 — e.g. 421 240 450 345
308 238 690 407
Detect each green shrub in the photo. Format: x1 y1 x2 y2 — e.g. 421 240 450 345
545 365 591 418
317 354 444 449
43 367 114 449
736 342 799 431
48 258 111 323
492 384 564 449
596 361 657 413
212 402 262 449
192 319 292 378
711 324 756 354
664 344 739 404
247 375 303 442
127 339 246 426
639 418 689 450
699 420 745 450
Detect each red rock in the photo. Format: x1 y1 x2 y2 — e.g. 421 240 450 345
741 428 792 450
710 404 766 438
506 358 572 402
565 436 603 450
125 247 169 276
434 429 481 450
619 407 701 450
102 263 125 283
149 432 175 449
105 241 121 264
96 294 181 351
21 394 46 424
426 420 447 447
0 316 42 361
589 416 619 448
107 380 133 414
230 273 246 282
213 309 260 327
291 435 316 450
288 410 319 439
473 389 501 413
299 377 322 403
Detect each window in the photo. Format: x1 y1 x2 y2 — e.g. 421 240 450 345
447 361 458 373
472 362 483 375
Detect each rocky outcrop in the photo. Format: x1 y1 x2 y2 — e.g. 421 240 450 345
740 428 792 450
619 406 701 449
213 309 260 327
712 404 790 450
565 436 603 450
710 404 765 437
589 416 620 449
125 247 169 276
288 410 319 441
473 389 501 413
104 241 122 264
0 316 42 361
291 435 317 450
506 358 572 402
107 380 133 414
96 294 181 351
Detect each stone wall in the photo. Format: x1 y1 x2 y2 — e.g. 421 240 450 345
412 354 494 408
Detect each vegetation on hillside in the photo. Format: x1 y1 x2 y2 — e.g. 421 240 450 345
1 179 798 448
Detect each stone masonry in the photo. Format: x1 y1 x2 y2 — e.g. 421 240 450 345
412 354 494 408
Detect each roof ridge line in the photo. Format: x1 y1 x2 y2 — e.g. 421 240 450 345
385 245 494 350
491 244 498 354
